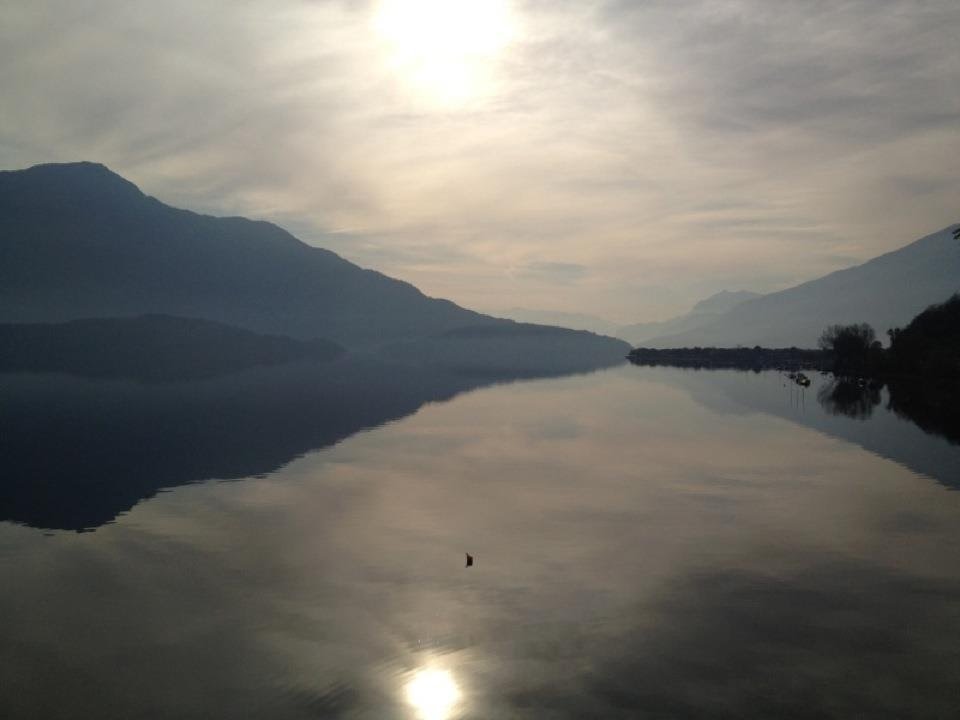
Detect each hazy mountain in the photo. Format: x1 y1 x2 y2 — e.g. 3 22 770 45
617 290 761 346
0 315 343 381
688 289 763 315
384 322 629 377
0 162 619 368
0 162 498 348
490 307 618 335
642 225 960 348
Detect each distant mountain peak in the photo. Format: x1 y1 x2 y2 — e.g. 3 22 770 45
615 289 762 346
690 290 762 315
641 224 960 349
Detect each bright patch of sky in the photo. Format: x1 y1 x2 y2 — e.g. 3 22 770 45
1 0 958 322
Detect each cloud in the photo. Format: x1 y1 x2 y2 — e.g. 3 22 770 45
1 0 958 322
515 261 588 284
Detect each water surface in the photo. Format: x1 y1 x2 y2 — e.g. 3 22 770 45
1 365 959 719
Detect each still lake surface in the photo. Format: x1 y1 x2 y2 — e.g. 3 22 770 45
1 363 959 719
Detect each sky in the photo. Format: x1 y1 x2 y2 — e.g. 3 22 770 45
1 0 958 323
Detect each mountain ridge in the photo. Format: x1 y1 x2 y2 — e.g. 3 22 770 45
0 161 628 365
0 314 344 381
640 225 960 349
616 289 761 346
0 162 491 347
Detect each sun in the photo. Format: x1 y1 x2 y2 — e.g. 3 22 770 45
373 0 516 105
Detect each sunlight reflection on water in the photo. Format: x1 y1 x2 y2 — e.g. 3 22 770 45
405 667 462 720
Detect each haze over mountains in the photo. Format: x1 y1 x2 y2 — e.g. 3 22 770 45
0 162 627 373
489 307 618 336
490 292 764 342
617 290 762 346
638 225 960 349
495 226 960 351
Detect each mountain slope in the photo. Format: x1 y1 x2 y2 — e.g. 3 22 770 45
385 322 630 377
0 162 499 349
0 315 343 381
642 225 960 349
0 161 629 368
490 307 617 335
617 290 761 346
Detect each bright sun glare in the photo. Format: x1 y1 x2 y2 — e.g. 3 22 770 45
374 0 515 105
405 668 462 720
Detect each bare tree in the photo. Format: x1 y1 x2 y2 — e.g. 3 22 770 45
818 323 876 355
818 323 879 375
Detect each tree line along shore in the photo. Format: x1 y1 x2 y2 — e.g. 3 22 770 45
628 293 960 380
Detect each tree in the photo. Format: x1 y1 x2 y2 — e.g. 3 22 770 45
953 226 960 242
818 323 876 354
818 323 877 375
888 294 960 378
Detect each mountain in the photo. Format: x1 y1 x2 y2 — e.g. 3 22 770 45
640 225 960 349
384 322 631 378
0 162 489 348
490 307 618 335
616 290 761 346
688 290 763 315
0 162 628 365
0 315 343 381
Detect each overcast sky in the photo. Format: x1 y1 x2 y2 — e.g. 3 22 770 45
2 0 958 322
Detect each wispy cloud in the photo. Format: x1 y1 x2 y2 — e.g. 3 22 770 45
1 0 957 321
515 261 588 284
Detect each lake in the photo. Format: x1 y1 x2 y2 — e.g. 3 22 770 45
1 363 959 719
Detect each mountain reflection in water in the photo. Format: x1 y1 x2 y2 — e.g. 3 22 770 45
1 365 959 719
669 368 960 491
0 358 565 531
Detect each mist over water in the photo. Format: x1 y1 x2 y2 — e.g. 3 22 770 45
1 366 959 718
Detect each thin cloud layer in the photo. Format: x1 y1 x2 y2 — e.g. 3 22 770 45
1 0 957 321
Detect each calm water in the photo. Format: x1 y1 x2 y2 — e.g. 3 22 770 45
2 364 959 719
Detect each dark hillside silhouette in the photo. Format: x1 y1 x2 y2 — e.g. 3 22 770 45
0 162 491 348
0 161 628 365
0 162 621 367
887 294 960 378
384 322 629 376
627 346 827 371
0 315 343 381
